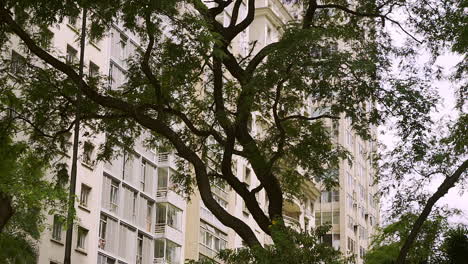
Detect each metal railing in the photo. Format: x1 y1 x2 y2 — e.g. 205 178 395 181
155 223 166 234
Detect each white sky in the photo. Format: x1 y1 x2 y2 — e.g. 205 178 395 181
379 50 468 224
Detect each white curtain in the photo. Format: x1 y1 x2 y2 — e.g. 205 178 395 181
145 162 154 195
118 224 135 260
122 187 135 223
142 235 153 264
101 176 111 209
110 27 120 59
124 153 134 184
107 217 118 254
138 196 147 228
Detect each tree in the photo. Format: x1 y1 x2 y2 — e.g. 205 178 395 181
0 118 67 263
0 0 466 259
188 224 345 264
365 212 468 264
440 225 468 263
365 211 450 263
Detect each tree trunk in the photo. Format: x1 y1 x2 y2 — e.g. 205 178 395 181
63 8 87 264
396 159 468 263
0 192 14 233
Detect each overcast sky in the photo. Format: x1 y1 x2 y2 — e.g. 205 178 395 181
379 49 468 224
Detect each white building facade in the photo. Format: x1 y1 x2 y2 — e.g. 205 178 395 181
8 1 380 264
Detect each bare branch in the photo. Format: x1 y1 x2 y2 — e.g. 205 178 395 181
314 4 422 43
396 159 468 263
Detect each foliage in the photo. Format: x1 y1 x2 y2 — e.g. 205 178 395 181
440 225 468 263
0 119 68 263
365 212 449 263
187 223 344 264
0 0 466 257
365 212 468 264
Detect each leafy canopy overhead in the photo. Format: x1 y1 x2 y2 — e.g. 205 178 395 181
0 0 466 256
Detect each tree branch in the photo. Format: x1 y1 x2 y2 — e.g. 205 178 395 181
396 159 468 263
0 6 264 248
314 3 422 43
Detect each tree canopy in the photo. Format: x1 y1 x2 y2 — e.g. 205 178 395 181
0 0 466 262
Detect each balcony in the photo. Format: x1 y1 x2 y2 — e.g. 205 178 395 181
255 0 294 24
212 185 228 201
155 223 166 234
156 188 169 200
157 153 178 168
283 215 300 230
199 243 217 259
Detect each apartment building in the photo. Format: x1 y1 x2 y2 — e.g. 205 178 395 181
5 1 378 264
314 117 380 263
29 18 187 264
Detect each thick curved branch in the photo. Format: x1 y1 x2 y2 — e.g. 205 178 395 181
396 159 468 264
209 0 233 18
269 68 291 167
245 42 280 79
0 192 14 233
303 0 318 29
0 6 263 248
141 14 164 107
229 0 243 28
226 0 255 41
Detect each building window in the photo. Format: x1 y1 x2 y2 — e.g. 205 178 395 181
52 215 63 241
146 203 153 232
332 190 340 202
140 160 147 191
38 28 54 49
66 45 77 64
10 50 26 75
320 190 339 203
156 203 182 230
347 172 354 188
89 61 100 77
123 152 135 182
136 233 143 264
110 180 119 212
119 34 127 61
157 167 170 190
97 253 116 264
67 16 79 29
154 239 181 263
347 237 355 254
154 239 165 259
82 141 95 166
347 215 354 230
99 214 107 249
200 221 227 253
76 226 88 250
79 184 91 208
332 211 340 224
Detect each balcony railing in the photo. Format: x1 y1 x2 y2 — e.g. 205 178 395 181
154 257 178 264
283 215 300 228
154 258 165 264
155 223 166 234
212 185 228 201
158 153 170 163
156 188 168 199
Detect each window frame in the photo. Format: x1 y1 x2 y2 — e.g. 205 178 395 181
76 226 88 250
79 184 91 208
